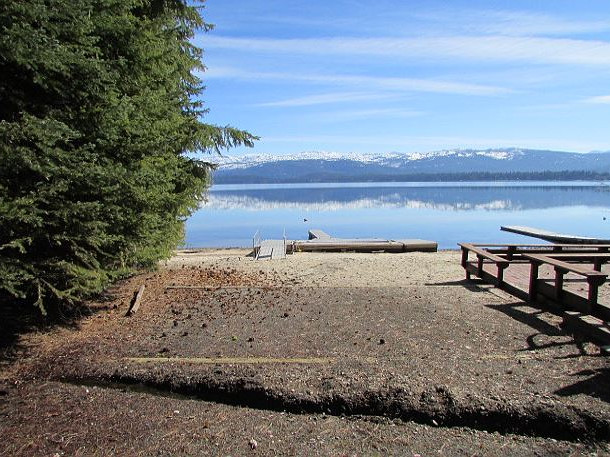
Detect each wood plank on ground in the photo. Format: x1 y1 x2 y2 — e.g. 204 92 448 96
126 356 335 364
126 284 145 316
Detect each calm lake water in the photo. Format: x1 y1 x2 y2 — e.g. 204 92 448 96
185 181 610 250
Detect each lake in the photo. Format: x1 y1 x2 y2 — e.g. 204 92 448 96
185 181 610 250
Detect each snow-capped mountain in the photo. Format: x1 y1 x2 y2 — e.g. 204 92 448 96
213 149 517 169
211 148 610 184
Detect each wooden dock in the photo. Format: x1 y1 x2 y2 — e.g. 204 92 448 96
256 239 286 260
501 225 610 244
253 229 437 259
294 229 437 253
308 229 332 240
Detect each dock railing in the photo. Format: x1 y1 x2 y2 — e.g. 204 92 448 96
283 228 287 256
252 230 261 260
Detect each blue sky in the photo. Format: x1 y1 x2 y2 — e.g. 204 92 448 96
196 0 610 155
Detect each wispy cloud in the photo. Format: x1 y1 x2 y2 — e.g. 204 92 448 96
205 67 510 96
414 10 610 37
203 35 610 66
257 92 397 107
583 95 610 104
259 134 606 153
205 5 610 39
316 108 424 122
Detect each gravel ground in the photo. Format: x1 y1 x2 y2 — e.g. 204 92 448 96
1 249 609 455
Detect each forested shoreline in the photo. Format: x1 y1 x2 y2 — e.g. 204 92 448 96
214 170 610 184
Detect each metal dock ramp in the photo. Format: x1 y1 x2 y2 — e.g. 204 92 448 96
253 230 287 260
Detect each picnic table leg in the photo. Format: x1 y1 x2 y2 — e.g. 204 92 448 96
496 264 507 286
461 247 471 280
477 254 483 278
528 261 540 303
554 267 564 302
587 278 601 313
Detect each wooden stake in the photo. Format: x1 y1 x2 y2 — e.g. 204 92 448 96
126 284 145 316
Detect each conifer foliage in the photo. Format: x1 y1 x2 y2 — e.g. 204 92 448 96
0 0 256 313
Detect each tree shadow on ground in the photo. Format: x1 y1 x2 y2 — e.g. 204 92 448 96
0 295 111 366
433 283 609 402
487 302 563 336
425 279 490 293
555 368 610 404
485 302 591 356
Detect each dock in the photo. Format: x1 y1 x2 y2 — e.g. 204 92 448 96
294 229 437 253
252 229 437 260
501 225 610 244
308 229 332 240
257 239 287 260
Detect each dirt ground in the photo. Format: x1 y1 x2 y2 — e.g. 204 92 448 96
1 249 609 456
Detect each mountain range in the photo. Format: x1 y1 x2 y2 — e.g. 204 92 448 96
210 148 610 184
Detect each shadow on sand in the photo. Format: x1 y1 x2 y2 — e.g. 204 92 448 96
425 278 490 293
486 301 610 403
0 295 109 365
555 368 610 404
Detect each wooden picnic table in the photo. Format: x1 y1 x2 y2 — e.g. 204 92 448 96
523 253 608 318
459 242 610 345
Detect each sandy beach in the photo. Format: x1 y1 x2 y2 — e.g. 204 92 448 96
1 249 609 455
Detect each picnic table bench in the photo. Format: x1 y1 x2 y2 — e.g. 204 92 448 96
459 242 610 345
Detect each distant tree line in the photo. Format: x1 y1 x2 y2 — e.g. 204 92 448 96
215 170 610 184
0 0 255 314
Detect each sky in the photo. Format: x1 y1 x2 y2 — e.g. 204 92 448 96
195 0 610 155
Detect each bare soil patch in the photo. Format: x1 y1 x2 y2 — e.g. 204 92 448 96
1 249 609 455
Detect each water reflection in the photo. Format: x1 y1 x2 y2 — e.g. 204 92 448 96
205 184 610 212
187 182 610 249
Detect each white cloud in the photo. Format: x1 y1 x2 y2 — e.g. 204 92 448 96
416 10 610 37
258 134 607 153
584 95 610 104
205 66 510 96
202 35 610 66
203 5 610 39
257 92 397 107
316 108 424 122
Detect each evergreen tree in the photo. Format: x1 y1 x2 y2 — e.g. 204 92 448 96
0 0 256 314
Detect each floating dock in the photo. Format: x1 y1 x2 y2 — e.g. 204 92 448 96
253 229 437 260
501 225 610 244
293 230 437 253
